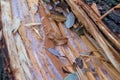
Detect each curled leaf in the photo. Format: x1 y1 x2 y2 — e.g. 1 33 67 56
65 12 75 28
48 48 61 57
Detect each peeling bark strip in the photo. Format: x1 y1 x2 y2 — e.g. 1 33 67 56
1 0 26 80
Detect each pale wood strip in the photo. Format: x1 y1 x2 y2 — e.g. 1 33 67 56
1 0 26 79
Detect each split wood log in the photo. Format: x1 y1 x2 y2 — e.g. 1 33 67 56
78 1 120 50
2 0 120 80
57 9 119 79
66 0 120 73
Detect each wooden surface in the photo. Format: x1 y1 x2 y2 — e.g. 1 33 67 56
0 0 120 80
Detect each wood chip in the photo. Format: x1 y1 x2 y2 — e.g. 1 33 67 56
24 22 41 27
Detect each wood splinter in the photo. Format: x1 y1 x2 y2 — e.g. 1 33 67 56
24 22 41 27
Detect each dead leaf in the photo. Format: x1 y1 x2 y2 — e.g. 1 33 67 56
65 12 75 28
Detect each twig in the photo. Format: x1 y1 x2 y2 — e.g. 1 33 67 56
100 4 120 19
